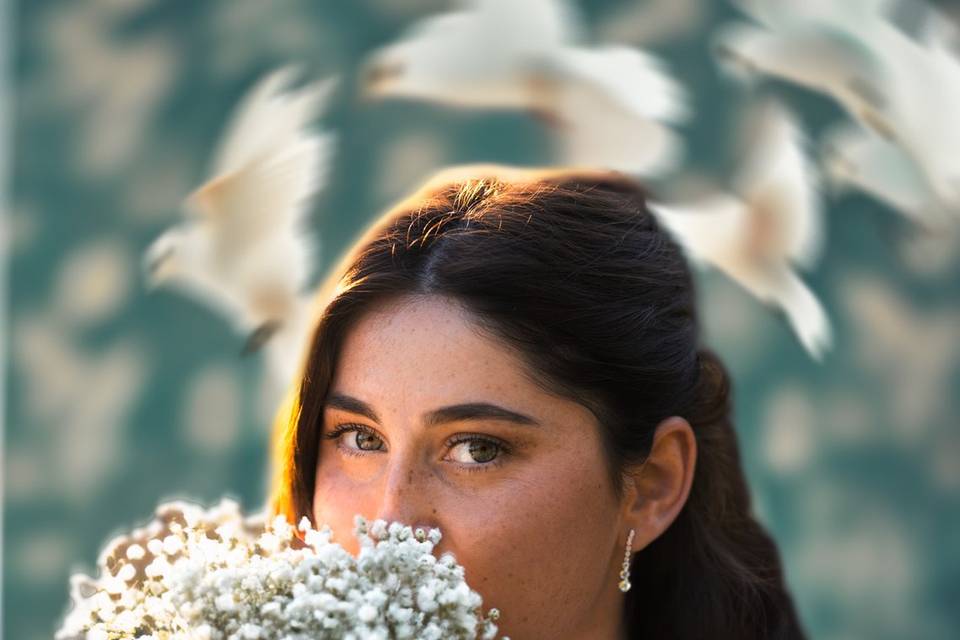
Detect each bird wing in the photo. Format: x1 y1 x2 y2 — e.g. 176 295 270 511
391 6 477 57
732 98 824 271
734 0 897 28
821 121 949 229
185 68 337 261
472 0 584 48
894 43 960 210
713 22 890 113
542 46 690 176
552 46 691 123
741 265 833 361
209 68 337 179
647 194 749 267
405 0 580 52
207 67 296 176
194 131 334 276
650 196 832 361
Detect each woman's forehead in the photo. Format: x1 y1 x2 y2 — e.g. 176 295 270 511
325 296 596 429
331 296 527 394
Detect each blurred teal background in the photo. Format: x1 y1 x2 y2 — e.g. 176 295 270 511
3 1 959 638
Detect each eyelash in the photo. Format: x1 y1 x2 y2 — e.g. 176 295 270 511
321 423 511 473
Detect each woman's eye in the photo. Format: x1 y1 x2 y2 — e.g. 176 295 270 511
324 425 384 453
351 429 384 451
447 437 504 466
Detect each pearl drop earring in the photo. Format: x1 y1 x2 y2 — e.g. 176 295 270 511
618 528 635 593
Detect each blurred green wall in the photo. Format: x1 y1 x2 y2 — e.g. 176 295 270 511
4 1 959 638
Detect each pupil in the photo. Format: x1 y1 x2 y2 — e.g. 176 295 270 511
357 432 379 450
469 441 497 463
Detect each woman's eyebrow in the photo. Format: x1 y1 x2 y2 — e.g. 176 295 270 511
324 392 541 428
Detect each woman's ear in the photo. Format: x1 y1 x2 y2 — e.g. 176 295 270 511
620 416 697 551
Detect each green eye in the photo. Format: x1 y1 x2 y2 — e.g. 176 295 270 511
470 441 498 463
449 438 501 464
322 424 385 455
354 430 383 451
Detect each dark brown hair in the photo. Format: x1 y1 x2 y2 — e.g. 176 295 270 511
269 164 807 639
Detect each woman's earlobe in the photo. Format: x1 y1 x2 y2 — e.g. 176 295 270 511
622 416 697 547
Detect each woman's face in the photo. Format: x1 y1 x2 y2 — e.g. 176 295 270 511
312 295 631 640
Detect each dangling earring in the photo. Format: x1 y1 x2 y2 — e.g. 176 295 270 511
618 528 635 593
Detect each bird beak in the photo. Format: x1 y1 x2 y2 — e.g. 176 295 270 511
712 41 758 83
712 40 741 67
358 58 404 100
241 321 281 356
823 163 849 198
143 246 173 289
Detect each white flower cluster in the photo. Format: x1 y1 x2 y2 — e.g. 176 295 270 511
56 498 507 640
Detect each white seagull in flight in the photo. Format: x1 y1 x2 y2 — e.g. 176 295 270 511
144 67 337 391
649 98 832 361
361 0 691 177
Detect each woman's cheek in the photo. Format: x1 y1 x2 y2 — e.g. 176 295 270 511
314 476 373 553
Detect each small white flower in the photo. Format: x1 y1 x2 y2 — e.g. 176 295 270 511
215 592 238 612
417 585 439 613
357 603 378 623
87 627 109 640
117 562 137 582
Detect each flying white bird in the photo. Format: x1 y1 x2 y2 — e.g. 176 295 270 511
648 98 832 361
713 0 960 218
712 4 894 135
820 121 953 232
361 0 691 177
144 67 337 392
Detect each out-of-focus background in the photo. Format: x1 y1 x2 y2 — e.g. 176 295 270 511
3 1 959 638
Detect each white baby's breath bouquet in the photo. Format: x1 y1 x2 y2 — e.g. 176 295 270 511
56 498 506 640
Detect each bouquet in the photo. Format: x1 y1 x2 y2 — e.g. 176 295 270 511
56 498 506 640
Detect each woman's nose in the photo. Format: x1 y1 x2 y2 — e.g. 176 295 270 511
373 454 440 539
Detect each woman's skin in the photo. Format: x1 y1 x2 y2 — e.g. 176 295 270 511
312 294 697 640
